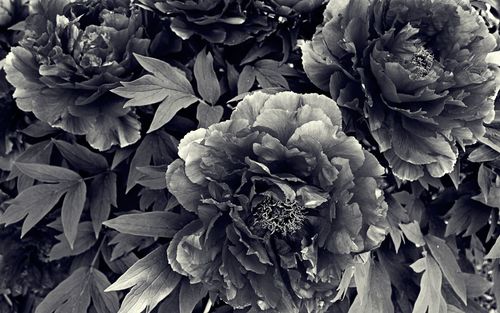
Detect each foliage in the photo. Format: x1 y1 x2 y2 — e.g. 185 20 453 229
0 0 500 313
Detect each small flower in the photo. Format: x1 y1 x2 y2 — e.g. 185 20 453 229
302 0 498 181
165 91 389 313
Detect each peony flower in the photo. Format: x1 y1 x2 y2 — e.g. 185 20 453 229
137 0 281 45
301 0 498 181
4 0 151 151
165 91 389 312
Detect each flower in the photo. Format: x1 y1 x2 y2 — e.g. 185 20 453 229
165 91 389 312
301 0 498 181
271 0 325 14
4 0 151 151
137 0 280 45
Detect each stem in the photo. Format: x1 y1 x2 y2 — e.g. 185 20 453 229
202 298 213 313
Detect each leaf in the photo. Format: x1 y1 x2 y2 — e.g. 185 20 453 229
149 95 199 133
53 140 109 173
103 211 194 238
61 180 87 249
126 131 178 193
254 60 290 89
410 253 447 313
445 197 491 237
399 221 425 247
106 245 182 313
49 222 97 261
90 268 120 313
486 236 500 259
89 172 117 237
35 267 92 313
179 280 207 313
15 162 81 183
0 183 70 237
194 48 221 104
348 258 394 313
196 102 224 128
237 65 256 94
112 54 200 133
425 235 467 305
108 233 155 261
136 165 169 190
333 265 355 302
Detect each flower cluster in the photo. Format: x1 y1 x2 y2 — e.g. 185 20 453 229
165 92 388 312
302 0 498 181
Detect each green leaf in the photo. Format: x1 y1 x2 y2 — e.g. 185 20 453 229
348 258 394 313
425 235 467 305
399 221 425 247
112 54 200 133
35 267 92 313
15 162 82 183
486 236 500 259
196 102 224 128
49 222 97 261
444 197 491 237
0 183 69 237
61 180 87 249
106 245 182 313
89 173 117 237
410 253 447 313
179 280 207 313
194 48 221 104
53 140 109 173
136 165 168 190
103 211 194 238
332 265 355 302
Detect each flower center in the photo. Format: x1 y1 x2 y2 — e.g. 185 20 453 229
409 46 434 78
251 196 306 237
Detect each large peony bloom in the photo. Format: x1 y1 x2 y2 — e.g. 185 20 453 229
4 0 150 151
137 0 278 45
165 92 389 313
302 0 498 181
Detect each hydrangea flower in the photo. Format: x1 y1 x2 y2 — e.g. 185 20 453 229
165 91 389 312
4 0 150 151
301 0 498 181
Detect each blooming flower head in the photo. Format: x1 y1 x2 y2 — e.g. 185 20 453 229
302 0 498 181
137 0 279 45
165 91 389 312
4 0 150 150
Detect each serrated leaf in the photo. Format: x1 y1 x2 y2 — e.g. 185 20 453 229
35 267 92 313
196 102 224 128
112 54 200 133
49 222 97 261
179 280 207 313
61 180 87 249
53 140 108 173
425 235 467 305
399 221 425 247
104 211 194 238
90 268 120 313
15 162 81 183
486 236 500 259
194 48 221 104
106 245 182 313
411 254 447 313
0 183 70 237
89 172 117 236
348 258 394 313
